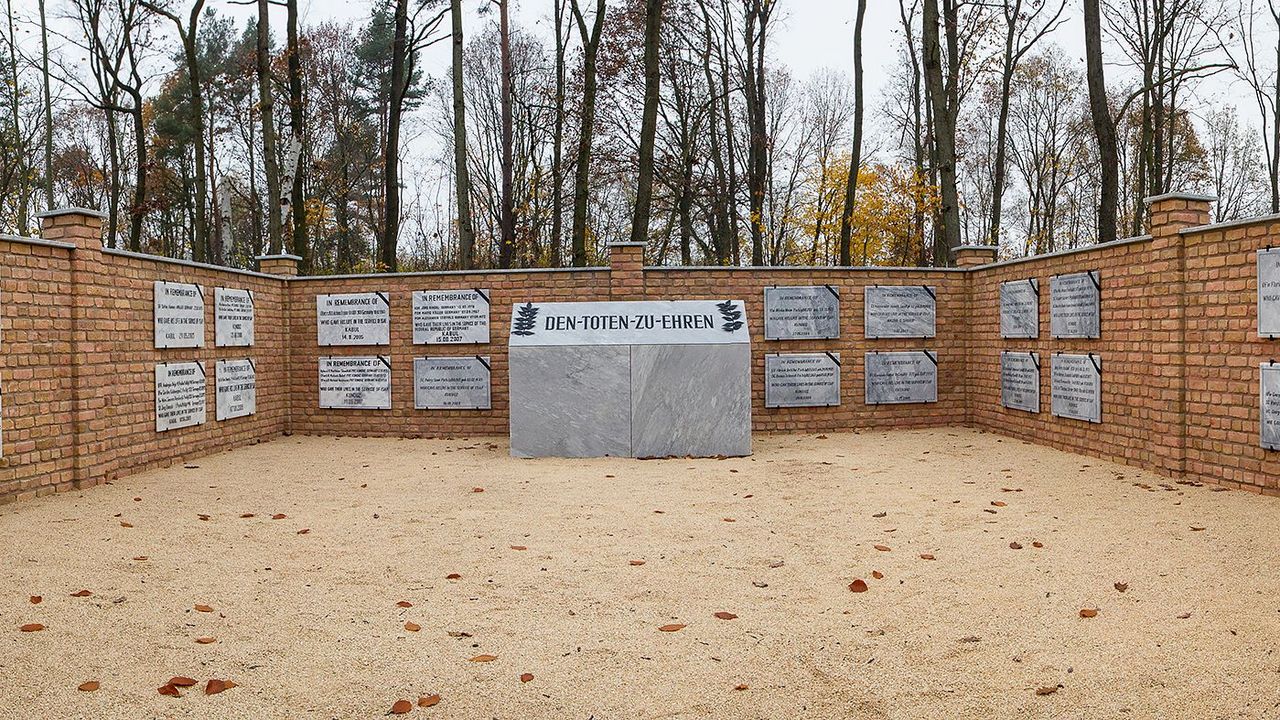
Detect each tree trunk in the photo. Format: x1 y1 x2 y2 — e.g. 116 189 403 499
922 0 960 264
6 0 27 233
128 92 146 250
258 0 284 256
286 0 308 269
837 0 867 266
1083 0 1118 243
570 0 605 266
628 0 664 248
549 0 568 268
38 0 54 209
452 0 477 269
105 110 120 249
497 0 515 268
743 0 768 265
383 0 410 272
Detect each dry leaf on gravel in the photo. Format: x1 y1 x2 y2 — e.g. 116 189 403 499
1079 608 1098 618
520 673 534 683
713 611 738 620
77 681 99 692
848 579 869 593
389 699 413 714
658 624 686 632
19 624 44 632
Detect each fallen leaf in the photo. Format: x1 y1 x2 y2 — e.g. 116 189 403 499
205 679 227 695
170 677 197 687
658 624 686 632
520 673 534 683
418 694 441 707
472 487 485 493
1079 608 1098 618
446 573 462 580
629 560 646 566
405 622 421 632
29 596 41 604
873 544 891 552
1009 542 1023 550
396 601 413 608
722 517 736 523
71 590 92 597
1177 612 1192 619
734 684 749 691
1035 686 1059 696
919 554 936 560
224 681 238 688
871 570 884 580
195 637 216 644
1190 526 1205 531
119 521 133 528
713 611 738 620
19 623 44 632
239 513 255 519
1032 542 1043 548
77 681 99 692
197 514 210 521
872 512 887 518
991 501 1007 507
509 545 527 551
1114 582 1128 593
296 528 311 535
848 579 869 593
133 556 149 561
272 513 287 520
390 699 413 714
194 604 213 613
469 654 499 662
157 684 181 697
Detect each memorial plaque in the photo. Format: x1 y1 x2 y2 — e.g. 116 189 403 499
1000 279 1039 339
864 351 937 404
319 356 392 409
413 289 491 344
764 353 841 408
154 281 205 348
1262 364 1280 450
215 287 255 347
1258 249 1280 337
1000 351 1040 413
414 356 491 410
215 359 256 421
864 286 936 338
763 286 840 340
155 361 206 431
1050 353 1102 423
1050 271 1100 338
316 292 390 346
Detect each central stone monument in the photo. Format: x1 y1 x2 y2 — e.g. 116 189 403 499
508 299 751 458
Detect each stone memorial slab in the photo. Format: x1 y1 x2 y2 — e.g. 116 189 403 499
215 359 256 421
764 353 841 408
1258 249 1280 337
154 281 205 348
1050 353 1102 423
318 356 392 409
509 299 751 458
215 287 255 347
1000 351 1040 413
864 351 937 404
864 286 936 338
763 286 840 340
1050 271 1100 338
317 292 390 346
155 361 206 431
1262 364 1280 450
414 356 491 410
1000 279 1039 339
413 289 491 344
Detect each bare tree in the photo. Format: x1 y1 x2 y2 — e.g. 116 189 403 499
628 0 665 249
452 0 477 268
837 0 867 266
569 0 605 266
1084 0 1120 243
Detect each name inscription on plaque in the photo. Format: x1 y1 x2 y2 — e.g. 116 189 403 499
864 286 936 339
154 281 205 349
1000 351 1040 413
215 287 255 347
1050 271 1100 339
1258 249 1280 337
1261 364 1280 450
1050 353 1102 423
317 292 390 346
763 286 840 340
1000 279 1039 339
414 356 491 410
155 361 206 431
865 351 938 404
319 356 392 409
764 353 841 408
413 289 491 344
216 359 256 421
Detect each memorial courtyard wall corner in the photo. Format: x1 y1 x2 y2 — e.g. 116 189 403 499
2 197 1280 502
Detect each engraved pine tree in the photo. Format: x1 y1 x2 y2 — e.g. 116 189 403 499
512 303 539 336
716 301 743 332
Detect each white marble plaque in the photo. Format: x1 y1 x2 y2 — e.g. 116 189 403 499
154 281 205 348
864 286 936 338
1262 364 1280 450
215 287 255 347
413 289 491 344
316 292 390 346
508 299 749 346
1050 353 1102 423
414 356 491 410
155 361 206 431
1258 249 1280 337
215 359 256 421
1000 279 1039 339
1050 271 1100 339
864 351 937 404
1000 351 1040 413
763 286 840 340
319 356 392 409
765 353 841 408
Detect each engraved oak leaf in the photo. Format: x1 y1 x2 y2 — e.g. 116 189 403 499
716 300 744 333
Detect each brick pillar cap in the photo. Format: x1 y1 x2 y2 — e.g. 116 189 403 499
255 253 303 261
1143 192 1216 205
951 244 999 252
608 241 647 248
36 207 107 220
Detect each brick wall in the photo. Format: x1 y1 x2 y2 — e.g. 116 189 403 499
5 199 1280 503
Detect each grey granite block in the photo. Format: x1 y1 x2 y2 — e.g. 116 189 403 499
629 344 751 458
509 345 632 458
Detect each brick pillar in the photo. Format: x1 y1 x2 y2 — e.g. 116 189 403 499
1144 191 1214 478
951 244 998 268
37 208 109 490
609 242 647 301
257 253 301 277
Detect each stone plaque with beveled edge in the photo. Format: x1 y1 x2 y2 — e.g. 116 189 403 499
414 356 491 410
763 286 840 340
413 289 491 344
316 292 390 346
155 361 206 431
154 281 205 348
1050 353 1101 423
1050 271 1100 339
864 286 936 338
1000 279 1039 339
215 287 255 347
1261 364 1280 450
216 358 256 421
764 353 841 408
1000 351 1040 413
1258 249 1280 337
864 351 937 404
318 356 392 409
